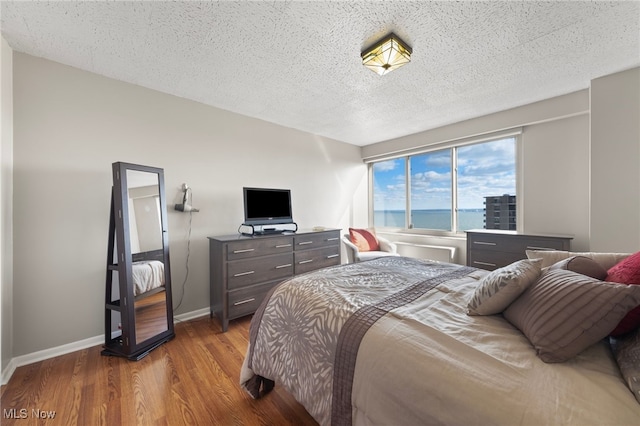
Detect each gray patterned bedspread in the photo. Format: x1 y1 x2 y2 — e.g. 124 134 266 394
240 256 473 425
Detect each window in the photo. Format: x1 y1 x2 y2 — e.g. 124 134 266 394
371 135 518 233
457 138 516 231
372 159 406 227
410 150 452 230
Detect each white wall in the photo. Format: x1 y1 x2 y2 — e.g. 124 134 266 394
11 53 367 357
521 114 590 249
1 37 14 375
362 91 589 161
590 67 640 252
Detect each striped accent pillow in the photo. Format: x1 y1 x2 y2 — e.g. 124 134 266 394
348 228 380 252
504 269 640 363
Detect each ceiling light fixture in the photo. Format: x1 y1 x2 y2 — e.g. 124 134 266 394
361 32 412 76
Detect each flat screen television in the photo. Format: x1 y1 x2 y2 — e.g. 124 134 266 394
243 187 293 226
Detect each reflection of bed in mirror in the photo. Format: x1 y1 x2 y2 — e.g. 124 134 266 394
131 249 169 344
132 249 165 296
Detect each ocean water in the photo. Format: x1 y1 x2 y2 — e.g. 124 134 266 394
374 209 485 231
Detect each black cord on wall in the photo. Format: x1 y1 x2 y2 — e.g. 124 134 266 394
173 209 193 314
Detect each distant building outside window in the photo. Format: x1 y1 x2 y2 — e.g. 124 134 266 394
484 194 517 230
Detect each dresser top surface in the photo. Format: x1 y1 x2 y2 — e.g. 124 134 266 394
466 229 573 239
208 228 340 243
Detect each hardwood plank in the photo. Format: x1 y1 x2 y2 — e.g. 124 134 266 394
0 315 318 426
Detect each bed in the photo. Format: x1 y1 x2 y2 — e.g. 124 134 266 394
132 260 165 297
240 255 640 425
131 249 165 297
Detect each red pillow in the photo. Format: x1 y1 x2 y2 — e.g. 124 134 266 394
349 228 380 252
606 251 640 336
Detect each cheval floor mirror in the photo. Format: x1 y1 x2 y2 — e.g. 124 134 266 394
102 162 175 360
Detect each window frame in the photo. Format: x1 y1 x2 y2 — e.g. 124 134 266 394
367 129 523 237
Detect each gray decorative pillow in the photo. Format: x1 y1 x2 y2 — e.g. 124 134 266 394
548 256 608 280
610 328 640 404
526 250 630 270
504 269 640 363
467 259 542 316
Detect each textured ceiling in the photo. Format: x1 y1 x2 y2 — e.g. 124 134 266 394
1 1 639 146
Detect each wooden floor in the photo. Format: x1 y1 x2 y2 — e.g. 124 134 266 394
134 290 170 344
0 316 318 426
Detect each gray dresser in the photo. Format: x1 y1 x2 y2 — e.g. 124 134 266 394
208 229 341 331
466 229 572 271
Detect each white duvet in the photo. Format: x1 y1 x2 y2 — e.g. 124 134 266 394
131 260 164 296
351 274 640 425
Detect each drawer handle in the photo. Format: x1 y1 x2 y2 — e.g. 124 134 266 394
326 254 339 259
298 241 313 245
473 241 497 246
275 244 292 248
473 261 497 267
233 248 255 254
327 237 339 241
233 298 255 306
275 263 292 269
233 271 255 277
299 259 314 264
526 246 556 251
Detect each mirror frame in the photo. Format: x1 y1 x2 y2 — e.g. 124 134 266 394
104 161 175 360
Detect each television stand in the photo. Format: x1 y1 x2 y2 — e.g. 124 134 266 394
239 222 298 236
258 228 281 235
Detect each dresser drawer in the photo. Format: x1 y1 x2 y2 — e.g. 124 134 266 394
228 280 281 319
294 246 340 275
518 237 569 252
466 230 572 271
468 234 568 254
294 231 340 250
227 253 293 289
468 250 523 271
227 236 293 261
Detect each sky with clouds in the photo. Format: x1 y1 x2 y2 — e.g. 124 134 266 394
373 137 516 211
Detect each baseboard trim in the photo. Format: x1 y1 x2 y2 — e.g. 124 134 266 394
1 358 17 386
1 308 211 385
175 307 210 323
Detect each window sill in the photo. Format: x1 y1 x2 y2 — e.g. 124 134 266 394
374 228 468 241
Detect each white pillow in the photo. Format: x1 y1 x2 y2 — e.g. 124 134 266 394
525 250 630 270
467 259 542 316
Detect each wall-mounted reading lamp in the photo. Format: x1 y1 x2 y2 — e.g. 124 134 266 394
175 183 199 212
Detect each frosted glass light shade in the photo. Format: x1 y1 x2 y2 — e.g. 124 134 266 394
361 33 412 76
